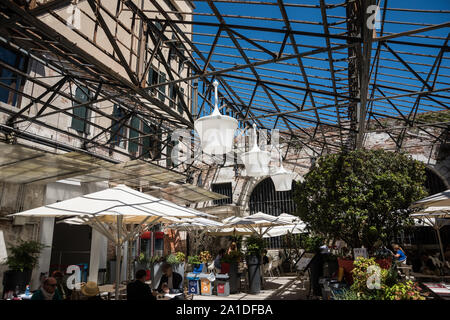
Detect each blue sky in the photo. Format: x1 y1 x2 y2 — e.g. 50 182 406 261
189 0 449 132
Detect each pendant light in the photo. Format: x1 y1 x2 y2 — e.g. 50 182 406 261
270 149 295 191
240 124 271 177
194 80 238 155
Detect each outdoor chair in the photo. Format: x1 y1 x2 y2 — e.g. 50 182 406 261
264 260 274 277
272 259 282 276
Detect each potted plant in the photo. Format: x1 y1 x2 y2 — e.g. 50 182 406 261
199 251 211 273
245 236 265 294
135 252 149 271
149 255 163 290
167 252 186 277
188 255 202 273
2 240 45 294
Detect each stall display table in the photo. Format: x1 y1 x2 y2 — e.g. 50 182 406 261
422 282 450 300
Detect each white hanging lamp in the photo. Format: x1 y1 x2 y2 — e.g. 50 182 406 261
240 124 271 177
271 153 295 191
194 80 238 155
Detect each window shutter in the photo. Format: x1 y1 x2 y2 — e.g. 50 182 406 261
169 83 175 108
128 116 140 153
158 72 166 102
177 87 184 114
111 104 126 148
142 122 152 159
71 86 89 133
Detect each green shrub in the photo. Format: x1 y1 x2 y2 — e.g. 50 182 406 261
5 240 46 272
175 252 186 263
245 235 265 256
383 281 426 300
187 255 201 265
166 254 179 265
222 250 241 263
351 257 388 300
332 288 361 300
149 255 163 265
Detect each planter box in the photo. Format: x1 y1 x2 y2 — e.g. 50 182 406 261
228 262 239 294
193 264 203 273
150 262 164 290
172 262 185 284
247 255 261 294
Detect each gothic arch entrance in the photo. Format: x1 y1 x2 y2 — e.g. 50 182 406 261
248 178 297 248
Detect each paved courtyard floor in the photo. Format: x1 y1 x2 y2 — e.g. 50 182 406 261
193 276 310 300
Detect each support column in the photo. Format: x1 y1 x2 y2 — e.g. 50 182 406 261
121 241 128 282
88 228 103 283
30 217 55 291
81 182 109 284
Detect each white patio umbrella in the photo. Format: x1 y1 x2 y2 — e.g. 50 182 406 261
410 190 450 264
214 212 291 237
165 217 226 253
10 184 213 299
261 218 306 238
410 208 450 264
410 189 450 208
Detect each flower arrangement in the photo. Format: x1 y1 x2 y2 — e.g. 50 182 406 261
199 251 212 263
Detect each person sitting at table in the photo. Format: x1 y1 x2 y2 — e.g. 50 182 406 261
79 281 103 301
127 269 156 301
444 244 450 262
157 263 184 300
52 270 70 300
31 277 62 300
420 252 438 275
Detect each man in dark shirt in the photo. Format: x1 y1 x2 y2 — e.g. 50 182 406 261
127 269 156 300
157 263 183 294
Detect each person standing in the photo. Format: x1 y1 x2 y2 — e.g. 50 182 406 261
214 249 226 271
392 243 407 265
126 269 156 300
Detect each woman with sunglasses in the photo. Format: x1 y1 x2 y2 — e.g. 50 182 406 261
31 277 62 300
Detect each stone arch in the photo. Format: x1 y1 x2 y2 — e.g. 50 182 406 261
425 165 449 194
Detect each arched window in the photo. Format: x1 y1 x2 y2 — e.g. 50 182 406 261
248 178 297 249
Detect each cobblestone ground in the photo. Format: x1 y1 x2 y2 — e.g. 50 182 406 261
193 276 310 300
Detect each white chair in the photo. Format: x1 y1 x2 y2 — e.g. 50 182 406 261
272 259 281 276
207 261 215 273
264 260 274 277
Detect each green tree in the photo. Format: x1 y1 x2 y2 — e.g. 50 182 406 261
294 149 427 249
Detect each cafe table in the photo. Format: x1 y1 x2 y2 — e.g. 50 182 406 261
98 284 126 300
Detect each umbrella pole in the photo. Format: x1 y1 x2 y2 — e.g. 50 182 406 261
435 226 446 263
115 215 123 300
